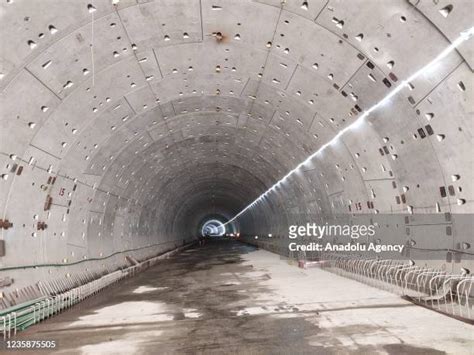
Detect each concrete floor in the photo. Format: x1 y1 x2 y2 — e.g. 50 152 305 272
16 240 474 354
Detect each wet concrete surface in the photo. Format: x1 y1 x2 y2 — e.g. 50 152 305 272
13 239 474 354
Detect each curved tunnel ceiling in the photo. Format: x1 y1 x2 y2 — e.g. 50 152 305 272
0 0 473 288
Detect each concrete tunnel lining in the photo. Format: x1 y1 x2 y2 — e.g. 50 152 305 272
0 0 473 350
0 0 472 286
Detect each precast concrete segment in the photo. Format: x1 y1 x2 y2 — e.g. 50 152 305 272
14 240 474 354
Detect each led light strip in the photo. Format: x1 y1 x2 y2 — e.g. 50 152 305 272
223 27 474 227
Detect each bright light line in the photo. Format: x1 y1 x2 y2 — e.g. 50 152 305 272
223 27 474 227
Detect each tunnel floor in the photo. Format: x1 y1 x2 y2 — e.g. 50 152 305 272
16 239 473 354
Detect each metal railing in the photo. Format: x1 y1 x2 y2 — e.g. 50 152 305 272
0 270 126 340
0 242 193 339
319 254 473 321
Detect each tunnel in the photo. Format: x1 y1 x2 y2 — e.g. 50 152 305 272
0 0 473 353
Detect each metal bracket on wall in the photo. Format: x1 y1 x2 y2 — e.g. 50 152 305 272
0 220 13 230
44 195 53 211
37 222 48 231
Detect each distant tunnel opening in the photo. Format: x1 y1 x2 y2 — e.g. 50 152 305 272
200 218 226 236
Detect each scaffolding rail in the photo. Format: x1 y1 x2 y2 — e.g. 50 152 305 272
319 254 473 322
0 243 192 339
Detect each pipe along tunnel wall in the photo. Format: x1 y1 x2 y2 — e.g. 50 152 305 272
0 0 473 314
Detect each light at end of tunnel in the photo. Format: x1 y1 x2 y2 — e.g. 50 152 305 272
201 219 226 237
